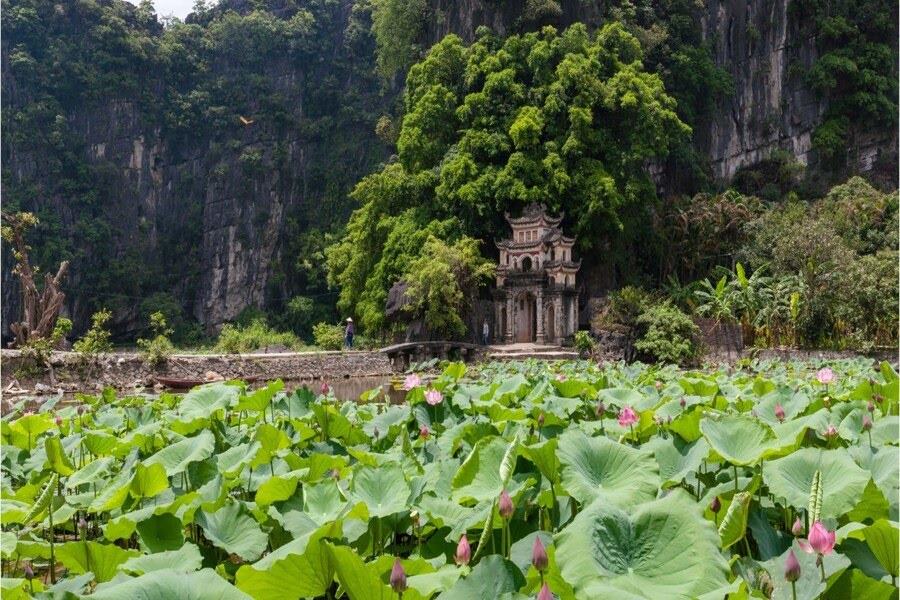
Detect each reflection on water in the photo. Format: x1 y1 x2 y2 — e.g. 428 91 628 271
291 375 405 404
5 375 407 409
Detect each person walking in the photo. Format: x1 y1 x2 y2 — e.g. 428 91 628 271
344 317 354 349
482 319 490 346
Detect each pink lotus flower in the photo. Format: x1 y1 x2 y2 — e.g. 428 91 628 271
816 367 835 385
784 549 801 582
537 582 553 600
862 415 873 431
532 536 548 572
320 382 330 395
774 403 785 422
402 373 422 390
555 373 566 382
791 517 804 536
679 397 686 408
823 424 838 438
424 389 443 406
618 406 638 427
499 489 514 519
455 534 471 566
654 380 662 390
389 559 407 593
799 521 835 556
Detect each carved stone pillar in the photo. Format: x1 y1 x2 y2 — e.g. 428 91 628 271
535 291 544 344
506 296 514 342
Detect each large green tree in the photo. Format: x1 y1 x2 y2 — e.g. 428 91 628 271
328 23 689 332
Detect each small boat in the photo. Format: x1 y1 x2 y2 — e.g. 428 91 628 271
155 375 261 390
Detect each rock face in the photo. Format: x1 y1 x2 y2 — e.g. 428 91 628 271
2 0 894 338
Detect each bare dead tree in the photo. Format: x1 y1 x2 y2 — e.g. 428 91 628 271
1 211 69 348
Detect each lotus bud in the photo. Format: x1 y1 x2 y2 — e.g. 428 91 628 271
389 559 407 594
655 380 662 391
537 412 545 427
330 468 340 480
419 424 430 439
595 401 605 417
78 517 88 531
709 496 721 514
774 403 785 422
792 517 804 536
24 562 34 580
867 400 875 413
862 415 873 431
77 404 87 415
499 489 514 520
55 414 63 427
537 582 553 600
531 536 548 572
874 393 884 403
823 424 838 438
555 373 566 382
320 382 330 395
455 534 471 566
806 521 835 555
784 549 801 582
679 397 686 409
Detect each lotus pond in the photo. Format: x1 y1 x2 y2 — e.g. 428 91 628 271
1 358 898 599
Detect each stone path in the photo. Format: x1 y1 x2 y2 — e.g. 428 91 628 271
487 342 579 360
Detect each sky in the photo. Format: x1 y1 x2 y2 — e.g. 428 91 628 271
127 0 195 20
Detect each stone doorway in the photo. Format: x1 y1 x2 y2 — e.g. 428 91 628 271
516 294 536 343
546 302 555 344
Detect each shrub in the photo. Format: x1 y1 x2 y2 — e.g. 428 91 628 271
137 312 175 368
634 303 700 365
16 317 72 379
215 319 300 354
73 309 113 357
592 286 654 332
574 331 595 354
313 322 344 351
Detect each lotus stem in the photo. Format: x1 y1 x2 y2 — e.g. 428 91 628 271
791 581 796 600
48 490 56 584
733 464 739 494
818 556 826 582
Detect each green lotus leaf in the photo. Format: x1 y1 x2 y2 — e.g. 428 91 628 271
556 429 659 505
646 436 709 487
235 380 284 413
216 442 262 477
119 542 203 575
350 462 410 518
89 469 133 513
845 519 899 578
700 412 780 465
55 540 139 582
195 501 268 561
824 568 897 600
597 387 645 409
44 436 75 476
555 492 729 598
522 438 561 485
451 436 515 503
0 532 16 559
130 463 169 501
144 430 215 477
66 457 115 489
718 491 751 549
440 555 525 600
136 513 185 552
87 568 251 599
323 542 393 600
176 382 240 420
254 470 302 506
849 446 899 516
235 523 339 600
83 431 120 456
1 577 45 598
765 448 871 519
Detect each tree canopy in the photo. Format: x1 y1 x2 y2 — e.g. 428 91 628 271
328 23 689 333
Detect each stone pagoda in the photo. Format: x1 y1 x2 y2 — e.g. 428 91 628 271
493 203 580 344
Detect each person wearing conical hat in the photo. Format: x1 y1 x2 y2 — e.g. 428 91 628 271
344 317 354 349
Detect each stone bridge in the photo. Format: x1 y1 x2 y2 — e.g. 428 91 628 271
379 341 484 371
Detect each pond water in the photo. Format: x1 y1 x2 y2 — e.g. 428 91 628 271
10 374 406 410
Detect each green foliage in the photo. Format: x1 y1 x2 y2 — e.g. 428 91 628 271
401 236 494 337
634 302 700 364
592 285 654 332
371 0 427 78
794 0 898 163
214 319 302 354
73 309 113 356
312 322 344 351
137 312 175 368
